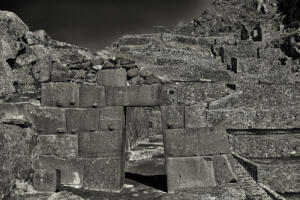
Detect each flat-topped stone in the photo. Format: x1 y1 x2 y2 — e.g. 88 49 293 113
164 128 230 157
166 157 216 193
78 131 124 158
97 68 127 87
41 82 79 108
66 108 99 133
38 135 78 159
105 85 163 106
82 157 124 192
79 86 106 108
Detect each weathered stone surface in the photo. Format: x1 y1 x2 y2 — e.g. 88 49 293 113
212 84 300 109
0 123 35 197
166 157 216 193
66 108 99 133
38 135 78 158
164 128 231 157
206 109 300 129
177 82 235 106
229 133 300 158
161 106 184 129
212 154 237 185
99 106 125 131
47 192 84 200
173 187 247 200
34 155 84 186
79 86 106 108
126 107 162 150
41 82 80 108
97 68 127 87
78 131 124 158
33 169 59 192
257 162 300 193
24 105 67 135
164 129 198 157
185 104 207 128
105 85 163 106
82 157 124 192
50 60 70 82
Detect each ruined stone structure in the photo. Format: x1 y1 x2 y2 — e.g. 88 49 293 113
1 0 300 199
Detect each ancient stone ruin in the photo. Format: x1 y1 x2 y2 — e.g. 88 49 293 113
0 0 300 199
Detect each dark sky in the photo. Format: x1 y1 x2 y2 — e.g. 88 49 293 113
1 0 212 50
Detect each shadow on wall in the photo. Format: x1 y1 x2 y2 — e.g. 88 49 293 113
277 0 300 26
125 173 168 192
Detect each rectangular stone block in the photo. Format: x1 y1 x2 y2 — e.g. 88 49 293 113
105 85 163 106
82 157 124 192
38 135 78 159
126 85 163 106
164 129 198 157
34 155 84 186
195 128 231 156
257 162 300 193
99 106 125 131
24 105 67 135
185 104 207 128
161 106 184 129
228 133 300 158
105 86 127 106
166 157 216 193
79 86 106 108
212 154 237 185
164 128 231 157
231 57 240 73
33 169 59 192
66 108 99 133
41 82 79 108
97 68 127 87
78 131 124 158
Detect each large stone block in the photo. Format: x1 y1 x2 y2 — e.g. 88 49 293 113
164 128 230 157
206 109 300 129
99 106 125 131
38 135 78 159
105 85 163 106
126 107 162 150
166 157 216 193
66 108 99 133
97 68 127 87
41 82 79 108
164 129 198 157
34 155 84 186
185 104 207 128
229 133 300 158
105 86 127 106
212 154 237 185
79 86 106 108
78 131 124 158
24 105 67 134
33 169 59 192
257 162 300 193
161 106 184 129
82 157 124 192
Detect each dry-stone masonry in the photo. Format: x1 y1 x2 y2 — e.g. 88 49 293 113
1 0 300 199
